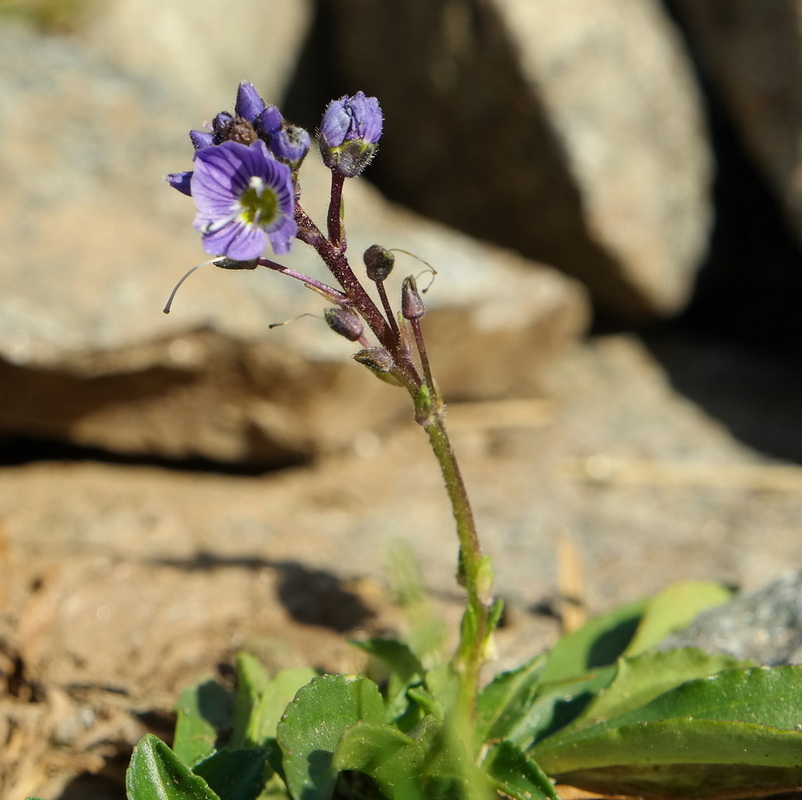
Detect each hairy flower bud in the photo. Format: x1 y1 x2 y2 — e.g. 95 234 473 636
363 244 395 282
324 306 364 341
318 91 383 178
270 124 311 169
401 276 426 319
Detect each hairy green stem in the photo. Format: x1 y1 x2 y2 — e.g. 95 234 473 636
414 384 493 720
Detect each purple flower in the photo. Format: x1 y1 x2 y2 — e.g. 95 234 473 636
318 91 383 177
190 140 297 259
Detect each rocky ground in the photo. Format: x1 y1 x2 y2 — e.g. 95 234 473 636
3 332 802 799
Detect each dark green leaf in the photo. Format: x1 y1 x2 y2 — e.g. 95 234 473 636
126 734 220 800
192 748 270 800
531 667 802 798
483 741 561 800
275 674 384 800
173 681 235 767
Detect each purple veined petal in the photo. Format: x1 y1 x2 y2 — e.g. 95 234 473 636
235 81 266 122
189 129 214 149
267 214 298 255
189 140 296 259
200 217 267 260
203 220 266 261
166 170 193 196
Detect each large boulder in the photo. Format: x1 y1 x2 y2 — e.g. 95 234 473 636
671 1 802 251
329 0 713 321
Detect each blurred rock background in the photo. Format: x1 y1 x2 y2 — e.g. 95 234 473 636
1 0 802 797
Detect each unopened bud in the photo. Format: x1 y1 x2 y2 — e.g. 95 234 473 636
364 244 395 282
353 346 394 374
324 306 364 341
401 276 426 319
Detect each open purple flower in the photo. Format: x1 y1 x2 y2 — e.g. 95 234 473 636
318 91 383 177
190 139 297 259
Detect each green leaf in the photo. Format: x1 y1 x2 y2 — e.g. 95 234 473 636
233 659 317 750
127 734 220 800
351 638 424 689
483 741 561 800
531 666 802 798
558 648 752 736
508 666 617 750
275 674 385 800
624 580 733 656
173 680 235 767
230 653 273 750
541 598 646 683
192 748 271 800
475 653 547 746
336 716 491 800
334 721 416 773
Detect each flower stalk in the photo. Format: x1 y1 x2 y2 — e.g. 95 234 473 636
165 84 497 722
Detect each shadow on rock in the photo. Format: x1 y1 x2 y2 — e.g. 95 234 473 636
151 553 376 633
644 331 802 465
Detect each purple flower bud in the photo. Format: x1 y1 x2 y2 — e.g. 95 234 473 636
270 125 311 168
235 81 266 122
324 306 364 341
257 105 284 139
318 91 383 177
212 111 234 133
189 129 214 150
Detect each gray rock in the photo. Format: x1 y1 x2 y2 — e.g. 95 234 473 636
671 1 802 252
330 0 713 321
80 0 314 109
659 571 802 666
0 23 588 465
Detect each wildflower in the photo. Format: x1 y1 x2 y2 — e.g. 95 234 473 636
318 91 383 177
190 139 297 259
